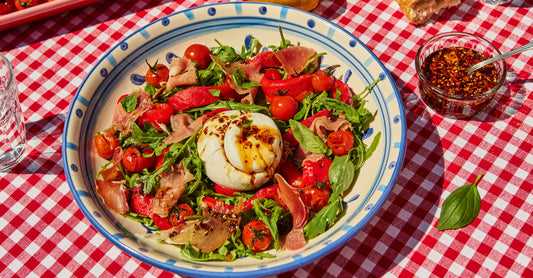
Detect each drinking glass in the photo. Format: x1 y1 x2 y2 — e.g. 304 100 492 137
482 0 512 5
0 54 26 171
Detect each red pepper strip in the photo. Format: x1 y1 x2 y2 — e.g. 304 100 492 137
282 109 330 147
214 183 242 196
167 85 238 112
202 196 235 211
244 184 287 210
301 157 332 189
261 74 314 102
247 51 279 68
278 159 303 187
130 187 173 230
331 80 354 106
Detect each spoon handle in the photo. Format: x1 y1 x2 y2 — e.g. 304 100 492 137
467 39 533 75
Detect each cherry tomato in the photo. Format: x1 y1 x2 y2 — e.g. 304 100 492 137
136 103 174 131
94 132 120 159
311 71 335 93
170 203 195 226
303 187 330 211
242 220 272 252
214 183 241 196
184 44 212 70
270 95 298 121
14 0 38 10
263 69 282 80
326 130 354 156
122 144 155 173
145 60 169 88
0 0 14 14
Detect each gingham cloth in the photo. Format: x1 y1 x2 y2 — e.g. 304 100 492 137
1 0 532 277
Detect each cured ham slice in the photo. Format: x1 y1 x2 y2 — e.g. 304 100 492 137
166 57 198 91
309 113 352 142
275 174 308 250
111 89 152 133
163 114 206 144
152 161 196 217
273 46 318 75
167 199 244 253
95 180 129 215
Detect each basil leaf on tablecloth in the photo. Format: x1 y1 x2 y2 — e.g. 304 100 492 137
437 173 483 231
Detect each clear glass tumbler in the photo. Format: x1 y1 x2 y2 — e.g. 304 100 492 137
0 54 26 171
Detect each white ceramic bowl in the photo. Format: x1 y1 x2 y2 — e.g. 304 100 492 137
63 2 406 277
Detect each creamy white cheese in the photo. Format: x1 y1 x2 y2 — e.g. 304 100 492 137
197 110 283 191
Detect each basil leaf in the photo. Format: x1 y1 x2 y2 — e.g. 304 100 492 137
329 155 356 197
437 173 483 231
120 92 138 113
289 119 327 154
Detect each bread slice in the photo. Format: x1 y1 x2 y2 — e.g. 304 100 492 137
396 0 461 25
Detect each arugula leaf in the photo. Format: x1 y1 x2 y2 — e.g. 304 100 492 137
209 89 221 97
187 100 268 114
252 199 284 250
120 92 137 113
240 36 261 61
437 173 483 231
211 40 241 63
304 197 343 239
268 25 291 51
123 122 166 150
289 119 327 154
230 68 261 89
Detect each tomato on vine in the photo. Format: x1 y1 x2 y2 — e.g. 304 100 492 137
184 44 212 70
270 94 298 121
242 220 272 252
0 0 14 14
311 70 335 93
145 60 169 88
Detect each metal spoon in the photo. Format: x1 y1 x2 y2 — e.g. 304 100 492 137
467 39 533 75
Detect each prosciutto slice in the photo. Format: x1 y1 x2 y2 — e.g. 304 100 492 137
111 89 152 133
309 113 352 142
210 55 260 104
273 46 318 75
95 180 129 215
167 199 244 253
275 174 308 250
163 114 206 144
166 57 198 91
152 161 196 217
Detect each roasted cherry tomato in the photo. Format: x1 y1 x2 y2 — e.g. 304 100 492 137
0 0 14 14
170 203 195 226
327 129 354 156
145 60 169 88
184 44 212 70
242 220 272 252
263 68 283 80
14 0 38 10
311 71 335 93
301 157 332 187
303 187 331 211
136 103 174 131
94 132 120 159
122 144 155 173
270 95 298 121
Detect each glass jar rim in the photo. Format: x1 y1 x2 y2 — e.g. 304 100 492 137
415 31 507 100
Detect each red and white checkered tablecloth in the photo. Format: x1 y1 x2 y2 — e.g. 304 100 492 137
1 0 532 277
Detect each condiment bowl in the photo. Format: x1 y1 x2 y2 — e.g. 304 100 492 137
415 32 507 118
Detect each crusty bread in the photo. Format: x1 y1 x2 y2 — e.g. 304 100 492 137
396 0 461 25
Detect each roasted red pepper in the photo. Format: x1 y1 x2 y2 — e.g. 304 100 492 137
244 184 287 210
301 157 332 188
136 103 174 131
261 74 314 102
167 85 238 112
